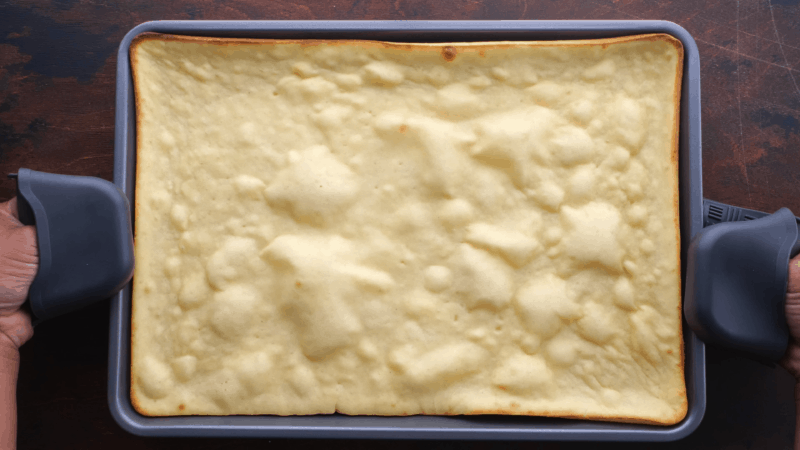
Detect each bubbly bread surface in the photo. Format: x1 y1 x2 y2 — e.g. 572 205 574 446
130 34 686 424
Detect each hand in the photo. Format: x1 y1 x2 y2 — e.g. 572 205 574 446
0 198 37 350
781 253 800 376
781 253 800 450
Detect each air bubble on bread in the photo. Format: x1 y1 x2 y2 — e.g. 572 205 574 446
373 112 406 134
277 75 338 101
206 237 260 290
568 98 596 125
613 277 636 310
467 327 488 341
264 145 359 225
464 222 539 267
178 271 211 310
393 342 489 387
175 317 202 355
519 334 542 354
338 265 395 292
274 283 362 360
363 61 404 86
452 244 514 310
164 256 181 278
261 234 349 271
233 175 266 201
533 181 564 211
630 306 666 364
621 160 647 201
603 145 631 170
333 73 363 90
313 104 355 132
470 107 560 185
640 238 656 254
467 142 518 180
423 265 453 292
172 355 198 382
237 122 259 147
405 289 440 318
525 81 566 105
582 59 616 80
551 125 595 166
568 165 597 202
137 356 174 399
576 301 616 345
561 202 622 270
408 117 477 196
435 83 482 119
234 351 274 395
437 198 474 228
491 67 510 81
357 339 380 360
294 299 363 361
286 364 318 396
623 260 638 275
291 61 318 78
545 332 579 366
542 227 563 246
610 96 645 151
299 77 339 99
492 354 553 393
627 204 648 226
149 189 172 210
157 129 176 147
170 204 189 231
261 234 364 360
210 284 261 339
467 75 492 88
514 273 579 339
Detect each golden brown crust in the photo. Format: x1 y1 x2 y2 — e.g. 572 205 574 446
130 32 683 56
334 408 682 426
667 36 689 424
128 37 148 417
129 33 686 424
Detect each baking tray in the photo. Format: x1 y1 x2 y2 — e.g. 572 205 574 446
110 20 704 441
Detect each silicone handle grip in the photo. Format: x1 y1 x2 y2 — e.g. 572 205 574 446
12 169 134 322
685 200 800 362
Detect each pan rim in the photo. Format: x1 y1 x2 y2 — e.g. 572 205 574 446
110 19 704 441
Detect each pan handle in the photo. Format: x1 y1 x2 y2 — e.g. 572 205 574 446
11 168 134 323
684 199 800 363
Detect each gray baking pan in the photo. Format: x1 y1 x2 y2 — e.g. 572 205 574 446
111 20 704 441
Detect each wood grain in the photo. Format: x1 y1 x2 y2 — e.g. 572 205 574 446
1 0 799 448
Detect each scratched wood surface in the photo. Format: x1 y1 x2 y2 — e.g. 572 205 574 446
1 0 799 449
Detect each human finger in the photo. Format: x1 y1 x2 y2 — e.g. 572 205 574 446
789 253 800 294
781 343 800 380
0 309 33 349
0 198 22 227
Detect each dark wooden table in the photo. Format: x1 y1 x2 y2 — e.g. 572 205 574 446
1 1 799 449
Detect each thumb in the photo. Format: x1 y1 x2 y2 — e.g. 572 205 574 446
0 197 22 225
789 253 800 294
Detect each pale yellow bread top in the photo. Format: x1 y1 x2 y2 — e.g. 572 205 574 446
129 33 686 425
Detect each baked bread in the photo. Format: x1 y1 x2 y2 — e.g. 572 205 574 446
130 33 686 424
